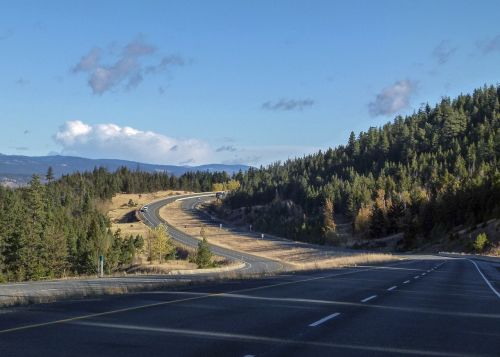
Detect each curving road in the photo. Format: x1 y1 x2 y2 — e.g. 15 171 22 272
139 193 285 274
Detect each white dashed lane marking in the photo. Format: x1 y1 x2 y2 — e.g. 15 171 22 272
309 313 341 327
361 295 377 303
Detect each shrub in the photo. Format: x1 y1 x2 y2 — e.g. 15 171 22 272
473 232 489 253
195 237 214 268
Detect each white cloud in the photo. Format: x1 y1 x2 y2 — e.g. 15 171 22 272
368 80 417 117
54 120 210 165
53 121 321 166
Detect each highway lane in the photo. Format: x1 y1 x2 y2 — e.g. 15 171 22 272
0 257 498 356
139 193 285 274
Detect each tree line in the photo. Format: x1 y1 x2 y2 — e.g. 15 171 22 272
0 167 228 282
223 85 500 247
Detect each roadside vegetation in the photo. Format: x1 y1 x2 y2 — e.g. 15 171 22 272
473 232 490 253
191 226 216 268
160 200 397 270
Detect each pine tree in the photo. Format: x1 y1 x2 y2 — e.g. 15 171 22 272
387 197 405 234
369 205 386 238
46 166 54 183
21 175 47 280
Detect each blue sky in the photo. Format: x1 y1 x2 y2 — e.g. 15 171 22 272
1 0 500 166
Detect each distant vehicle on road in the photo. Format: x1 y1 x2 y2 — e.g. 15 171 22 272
140 206 148 212
215 191 225 199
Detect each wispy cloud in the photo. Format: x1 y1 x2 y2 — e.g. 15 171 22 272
15 78 29 86
0 29 13 40
222 144 321 166
433 40 457 64
368 80 417 117
73 47 102 73
9 146 29 151
262 98 315 111
54 120 210 165
72 36 186 94
222 156 262 165
145 55 186 74
477 34 500 54
216 145 237 152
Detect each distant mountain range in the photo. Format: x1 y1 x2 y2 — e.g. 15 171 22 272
0 153 250 187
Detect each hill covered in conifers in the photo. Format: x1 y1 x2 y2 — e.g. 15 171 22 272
222 85 500 250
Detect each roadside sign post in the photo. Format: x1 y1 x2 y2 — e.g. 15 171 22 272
99 255 104 278
219 223 222 230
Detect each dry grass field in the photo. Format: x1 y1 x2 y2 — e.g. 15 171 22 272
106 190 190 237
160 200 399 270
105 190 197 270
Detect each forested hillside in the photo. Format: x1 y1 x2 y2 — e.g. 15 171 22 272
0 167 228 282
223 85 500 247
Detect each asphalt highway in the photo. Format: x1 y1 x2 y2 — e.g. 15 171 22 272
1 193 499 356
0 257 499 356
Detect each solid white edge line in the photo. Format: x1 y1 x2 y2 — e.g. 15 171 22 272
176 193 215 201
361 295 377 303
308 312 341 327
467 259 500 299
387 286 397 291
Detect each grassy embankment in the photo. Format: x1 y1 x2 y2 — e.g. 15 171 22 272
160 200 399 271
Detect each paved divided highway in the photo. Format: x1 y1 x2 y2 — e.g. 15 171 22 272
139 193 285 274
0 193 499 356
0 257 499 356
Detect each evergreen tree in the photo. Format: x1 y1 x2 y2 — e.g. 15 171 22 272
195 227 213 268
387 197 405 234
369 205 386 238
46 166 54 183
